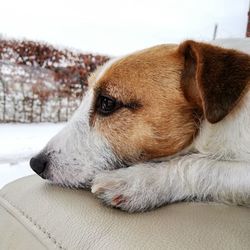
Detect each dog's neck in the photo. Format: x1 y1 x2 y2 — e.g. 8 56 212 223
193 90 250 162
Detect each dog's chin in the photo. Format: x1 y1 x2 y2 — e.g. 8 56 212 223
49 181 91 190
41 172 92 190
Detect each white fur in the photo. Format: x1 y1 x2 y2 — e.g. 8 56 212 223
42 89 118 188
194 93 250 162
91 93 250 212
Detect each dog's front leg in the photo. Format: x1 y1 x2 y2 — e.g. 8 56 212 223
91 155 250 212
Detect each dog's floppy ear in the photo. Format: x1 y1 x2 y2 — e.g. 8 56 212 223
179 40 250 123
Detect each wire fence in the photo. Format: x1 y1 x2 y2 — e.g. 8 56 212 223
0 39 109 123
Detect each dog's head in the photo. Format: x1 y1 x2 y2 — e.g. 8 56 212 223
30 41 250 188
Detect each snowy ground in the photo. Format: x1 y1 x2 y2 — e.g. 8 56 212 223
0 123 65 188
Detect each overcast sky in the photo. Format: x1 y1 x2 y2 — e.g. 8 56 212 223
0 0 249 55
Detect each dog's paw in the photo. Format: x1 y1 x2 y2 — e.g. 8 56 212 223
91 166 162 212
91 171 130 210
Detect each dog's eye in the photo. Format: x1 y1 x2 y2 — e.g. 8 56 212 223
96 95 120 115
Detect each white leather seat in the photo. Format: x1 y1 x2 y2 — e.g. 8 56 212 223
0 175 250 250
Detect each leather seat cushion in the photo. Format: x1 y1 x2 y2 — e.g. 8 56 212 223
0 175 250 250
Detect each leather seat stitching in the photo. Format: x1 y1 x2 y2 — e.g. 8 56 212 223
0 193 66 250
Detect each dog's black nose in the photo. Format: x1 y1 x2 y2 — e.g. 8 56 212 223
30 155 48 176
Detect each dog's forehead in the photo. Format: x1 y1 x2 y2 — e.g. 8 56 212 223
91 44 179 99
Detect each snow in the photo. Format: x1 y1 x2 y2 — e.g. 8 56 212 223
0 123 65 188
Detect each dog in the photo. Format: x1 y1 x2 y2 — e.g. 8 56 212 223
30 40 250 212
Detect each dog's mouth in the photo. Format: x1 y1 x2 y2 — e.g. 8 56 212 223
52 181 91 190
42 171 93 190
78 182 92 190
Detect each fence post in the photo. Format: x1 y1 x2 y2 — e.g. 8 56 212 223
0 75 7 122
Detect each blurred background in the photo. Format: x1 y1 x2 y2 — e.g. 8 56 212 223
0 0 249 55
0 0 249 187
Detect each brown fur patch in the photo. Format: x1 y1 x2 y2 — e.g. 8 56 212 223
179 40 250 123
91 45 198 162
